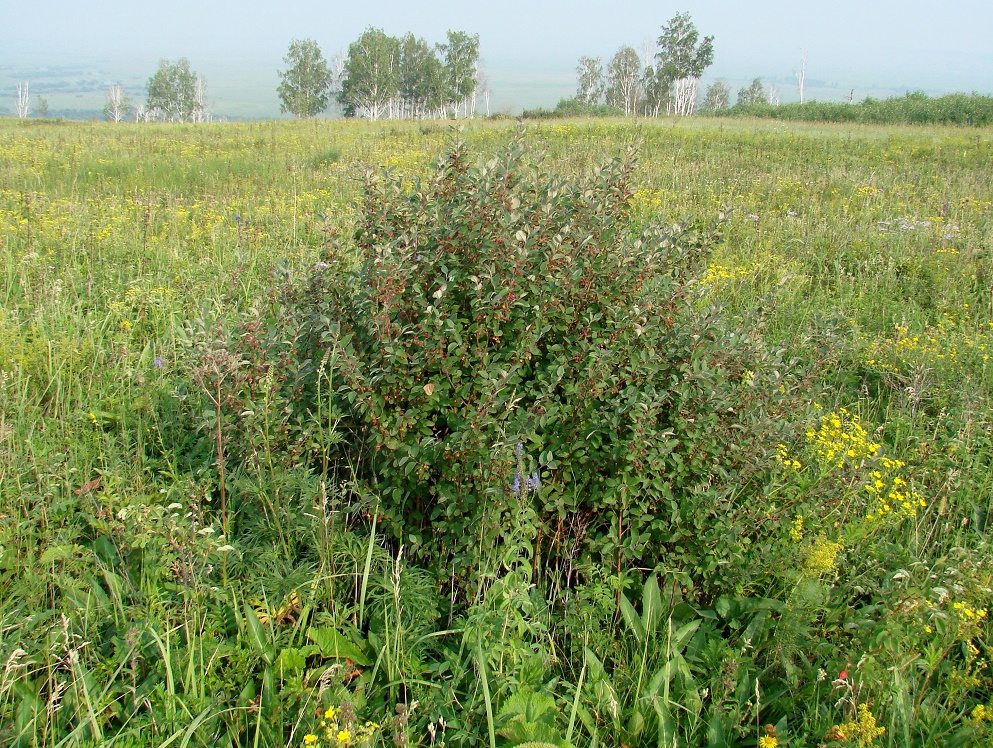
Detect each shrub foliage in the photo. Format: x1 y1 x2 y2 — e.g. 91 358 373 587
300 132 798 590
721 91 993 126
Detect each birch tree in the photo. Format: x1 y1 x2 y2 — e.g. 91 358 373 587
736 78 764 106
606 46 641 115
655 13 714 115
701 80 730 112
397 34 444 118
340 28 400 120
440 30 479 118
104 84 132 122
277 38 334 118
146 58 199 121
15 82 30 118
641 65 669 117
795 50 807 104
191 76 209 122
476 65 492 117
576 56 605 105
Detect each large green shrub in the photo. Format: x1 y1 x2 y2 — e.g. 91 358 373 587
300 132 800 594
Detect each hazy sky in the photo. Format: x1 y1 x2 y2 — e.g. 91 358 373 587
3 0 992 114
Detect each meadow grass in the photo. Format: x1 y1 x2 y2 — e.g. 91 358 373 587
1 115 992 747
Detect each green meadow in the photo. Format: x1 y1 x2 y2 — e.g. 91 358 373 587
1 117 992 748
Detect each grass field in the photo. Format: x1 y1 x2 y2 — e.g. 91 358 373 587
1 116 992 748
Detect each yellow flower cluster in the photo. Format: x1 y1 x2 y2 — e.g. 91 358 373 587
864 469 925 521
959 196 993 213
952 601 988 622
631 188 668 215
789 515 804 542
0 136 51 169
701 261 758 286
776 443 803 470
832 704 885 747
806 407 880 469
801 406 927 521
379 149 429 174
866 311 993 373
304 705 380 748
972 704 993 723
803 536 843 576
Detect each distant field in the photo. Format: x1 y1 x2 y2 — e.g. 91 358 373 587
1 117 992 747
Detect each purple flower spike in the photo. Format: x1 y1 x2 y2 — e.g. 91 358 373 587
516 442 524 454
513 471 521 495
153 356 164 368
234 215 243 223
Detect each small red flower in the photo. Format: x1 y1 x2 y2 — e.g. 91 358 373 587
839 670 848 680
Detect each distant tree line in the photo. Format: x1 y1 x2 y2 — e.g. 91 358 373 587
568 13 801 117
573 13 714 117
277 29 484 120
86 27 485 125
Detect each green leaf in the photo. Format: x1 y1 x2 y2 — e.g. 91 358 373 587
672 619 701 651
714 597 732 618
306 626 371 666
642 573 663 636
619 591 645 643
243 600 274 664
39 544 79 564
275 647 307 673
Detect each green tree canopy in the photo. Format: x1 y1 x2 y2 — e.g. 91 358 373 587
277 38 334 118
576 56 605 105
339 27 400 120
736 77 765 106
146 58 198 121
605 46 641 115
655 13 714 115
397 33 445 117
701 80 731 111
440 30 480 117
655 12 714 82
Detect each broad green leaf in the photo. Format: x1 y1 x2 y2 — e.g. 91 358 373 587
243 600 273 664
642 573 663 636
306 626 371 666
619 592 645 643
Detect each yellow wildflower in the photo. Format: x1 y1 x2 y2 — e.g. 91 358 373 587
837 704 885 747
789 515 804 542
336 730 350 744
304 735 318 746
804 536 843 576
759 736 779 748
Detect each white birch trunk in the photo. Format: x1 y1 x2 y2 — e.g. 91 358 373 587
16 82 30 118
795 50 807 104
